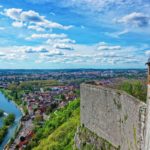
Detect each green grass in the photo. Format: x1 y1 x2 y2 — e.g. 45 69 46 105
34 110 79 150
26 99 80 150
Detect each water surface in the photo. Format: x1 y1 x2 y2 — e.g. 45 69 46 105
0 92 22 149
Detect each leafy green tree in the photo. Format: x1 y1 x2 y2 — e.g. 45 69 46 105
3 113 15 126
0 126 8 143
0 109 4 117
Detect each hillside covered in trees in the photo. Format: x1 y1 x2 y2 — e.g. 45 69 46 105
25 98 80 150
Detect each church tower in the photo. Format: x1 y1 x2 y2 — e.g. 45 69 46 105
145 58 150 150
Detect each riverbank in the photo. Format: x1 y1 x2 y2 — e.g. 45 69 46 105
0 90 23 149
0 89 25 116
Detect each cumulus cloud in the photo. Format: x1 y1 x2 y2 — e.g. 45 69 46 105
26 33 67 40
97 42 122 51
4 8 73 31
46 38 75 44
25 33 75 51
26 0 150 34
4 53 26 60
0 41 145 67
27 25 45 32
4 8 22 20
20 10 44 22
45 51 64 57
25 48 49 53
53 43 74 50
36 41 143 65
118 12 149 27
12 21 24 28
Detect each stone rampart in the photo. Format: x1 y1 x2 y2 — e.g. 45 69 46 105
80 83 147 150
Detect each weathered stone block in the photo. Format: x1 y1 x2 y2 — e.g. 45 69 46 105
80 83 146 150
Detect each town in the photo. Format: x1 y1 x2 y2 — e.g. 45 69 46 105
0 69 147 149
0 69 146 89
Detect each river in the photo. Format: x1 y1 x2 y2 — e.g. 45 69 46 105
0 92 22 149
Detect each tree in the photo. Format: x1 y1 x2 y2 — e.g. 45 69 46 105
3 113 15 126
0 109 4 117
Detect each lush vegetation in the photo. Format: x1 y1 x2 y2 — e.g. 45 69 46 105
0 109 4 117
16 80 60 92
118 80 147 103
0 88 22 105
75 126 119 150
0 80 61 114
0 113 15 143
26 99 80 150
0 126 8 143
3 114 15 126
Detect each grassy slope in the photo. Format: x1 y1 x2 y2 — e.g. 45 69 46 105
34 109 79 150
26 99 80 150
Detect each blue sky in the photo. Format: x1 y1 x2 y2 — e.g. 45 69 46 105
0 0 150 69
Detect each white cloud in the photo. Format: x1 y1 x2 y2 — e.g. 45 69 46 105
12 21 24 28
4 8 73 31
0 41 145 67
145 50 150 56
27 0 150 34
28 0 136 12
25 47 49 53
46 38 75 44
45 51 64 57
26 33 67 40
4 8 22 20
0 27 5 30
53 43 74 50
26 33 76 51
50 12 55 16
0 52 5 57
118 12 149 27
105 29 129 38
27 25 45 32
97 43 121 51
20 10 44 22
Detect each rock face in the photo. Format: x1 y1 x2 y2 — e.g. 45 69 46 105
80 83 147 150
145 84 150 150
74 126 118 150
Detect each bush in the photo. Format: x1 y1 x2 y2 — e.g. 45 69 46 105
119 80 147 103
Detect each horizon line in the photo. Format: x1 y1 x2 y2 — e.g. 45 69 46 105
0 68 146 70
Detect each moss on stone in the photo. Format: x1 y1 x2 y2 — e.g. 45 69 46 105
124 114 128 122
75 126 119 150
133 126 138 149
113 98 122 110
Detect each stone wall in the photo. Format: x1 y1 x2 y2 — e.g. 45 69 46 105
80 83 147 150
